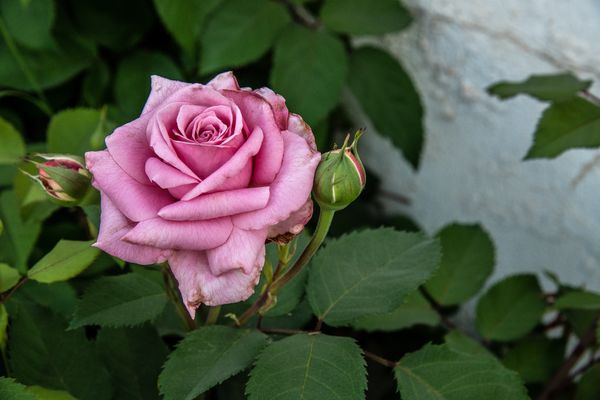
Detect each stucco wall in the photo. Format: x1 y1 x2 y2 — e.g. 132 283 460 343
355 0 600 291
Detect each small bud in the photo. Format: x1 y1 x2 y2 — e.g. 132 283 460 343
24 154 92 205
313 130 366 211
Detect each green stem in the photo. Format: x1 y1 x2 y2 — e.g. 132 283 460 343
205 306 221 325
235 208 335 326
270 209 335 292
161 264 196 331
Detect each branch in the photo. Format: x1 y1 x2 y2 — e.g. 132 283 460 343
419 287 456 330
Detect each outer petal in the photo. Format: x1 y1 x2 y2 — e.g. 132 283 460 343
254 87 289 130
105 112 154 184
122 216 233 251
207 71 240 91
181 126 263 201
94 195 170 264
206 227 268 275
169 249 264 317
158 187 270 221
287 113 318 152
145 157 198 189
233 131 321 230
223 89 284 185
142 75 189 114
85 150 174 222
267 198 313 239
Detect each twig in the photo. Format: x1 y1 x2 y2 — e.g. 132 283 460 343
537 317 598 400
161 265 196 331
419 287 456 330
0 277 28 305
379 190 411 206
363 350 398 368
259 327 311 335
205 306 221 326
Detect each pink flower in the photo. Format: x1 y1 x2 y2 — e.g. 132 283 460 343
85 72 321 317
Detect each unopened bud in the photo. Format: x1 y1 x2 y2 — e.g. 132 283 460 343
25 154 92 205
313 130 366 211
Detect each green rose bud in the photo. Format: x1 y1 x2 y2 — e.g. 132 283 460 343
25 154 92 206
313 130 366 211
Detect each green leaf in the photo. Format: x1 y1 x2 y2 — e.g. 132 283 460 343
476 274 545 341
576 364 600 400
395 344 529 400
307 228 440 326
0 262 20 292
200 0 289 73
246 334 366 400
0 30 96 91
13 281 77 318
0 377 36 400
159 326 269 400
444 330 492 357
67 0 152 51
26 386 76 400
488 73 592 102
425 224 495 305
154 0 221 54
554 290 600 310
114 51 183 120
0 0 55 50
70 273 168 328
501 335 565 383
9 304 112 400
320 0 411 35
351 290 439 331
82 61 110 107
27 240 99 283
526 97 600 159
0 117 25 165
0 190 41 272
271 25 348 125
96 326 168 400
47 108 107 155
348 46 423 167
0 304 7 350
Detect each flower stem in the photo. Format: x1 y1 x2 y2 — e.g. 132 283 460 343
270 209 335 293
161 264 196 331
205 306 221 325
235 207 335 326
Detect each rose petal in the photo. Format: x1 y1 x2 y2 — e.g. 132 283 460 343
145 157 199 189
223 90 284 185
94 195 170 264
267 198 313 239
158 187 270 221
142 75 189 115
168 183 197 199
172 141 238 179
181 126 263 201
206 227 267 275
287 113 318 152
122 216 233 251
105 112 154 184
234 131 320 230
169 249 263 317
85 150 174 222
254 87 289 130
207 71 240 91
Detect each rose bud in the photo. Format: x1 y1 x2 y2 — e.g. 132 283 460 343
26 154 92 205
313 130 366 211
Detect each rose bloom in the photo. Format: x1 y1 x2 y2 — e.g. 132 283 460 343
85 72 320 316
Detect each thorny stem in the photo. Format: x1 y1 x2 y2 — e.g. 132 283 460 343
235 208 335 327
363 350 398 368
161 264 196 331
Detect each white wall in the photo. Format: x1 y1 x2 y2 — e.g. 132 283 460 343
355 0 600 291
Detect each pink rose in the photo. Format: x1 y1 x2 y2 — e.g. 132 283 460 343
85 72 321 316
